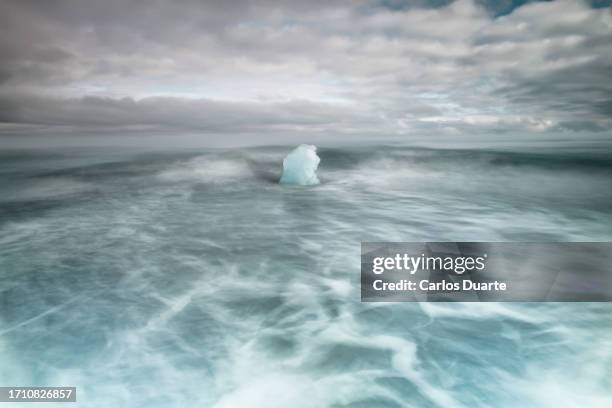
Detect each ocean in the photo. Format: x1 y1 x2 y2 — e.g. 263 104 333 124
1 143 611 407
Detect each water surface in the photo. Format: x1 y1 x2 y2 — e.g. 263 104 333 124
1 144 611 407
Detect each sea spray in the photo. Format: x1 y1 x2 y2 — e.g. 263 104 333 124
279 144 320 185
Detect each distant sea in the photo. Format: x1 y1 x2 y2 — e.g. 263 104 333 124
1 143 611 407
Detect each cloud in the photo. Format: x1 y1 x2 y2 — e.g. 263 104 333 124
0 94 392 136
0 0 610 141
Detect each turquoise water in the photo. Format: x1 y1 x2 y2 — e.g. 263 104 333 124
1 144 611 407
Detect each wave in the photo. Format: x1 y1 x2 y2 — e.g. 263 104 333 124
1 177 93 202
158 155 253 183
157 151 285 184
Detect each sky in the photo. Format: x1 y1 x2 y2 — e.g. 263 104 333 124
0 0 611 145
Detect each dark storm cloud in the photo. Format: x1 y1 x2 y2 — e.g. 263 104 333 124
0 0 611 139
0 93 387 134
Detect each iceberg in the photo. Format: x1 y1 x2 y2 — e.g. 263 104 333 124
279 144 320 185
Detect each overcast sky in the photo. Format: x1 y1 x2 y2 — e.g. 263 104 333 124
0 0 611 144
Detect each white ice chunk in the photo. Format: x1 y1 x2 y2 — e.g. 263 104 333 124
279 144 320 185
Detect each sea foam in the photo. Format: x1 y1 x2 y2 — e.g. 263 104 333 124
279 144 320 185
